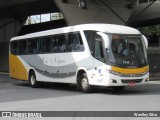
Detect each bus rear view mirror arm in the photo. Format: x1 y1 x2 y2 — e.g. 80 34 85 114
97 32 110 49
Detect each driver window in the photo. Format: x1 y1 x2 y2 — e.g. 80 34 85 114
84 30 105 63
94 35 105 62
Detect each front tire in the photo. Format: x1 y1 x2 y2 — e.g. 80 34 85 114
80 73 92 93
29 71 39 88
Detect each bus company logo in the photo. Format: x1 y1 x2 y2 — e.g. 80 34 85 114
2 112 11 117
131 74 135 77
41 57 66 65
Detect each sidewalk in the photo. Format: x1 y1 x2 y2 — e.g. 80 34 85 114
149 73 160 81
150 77 160 81
0 72 9 75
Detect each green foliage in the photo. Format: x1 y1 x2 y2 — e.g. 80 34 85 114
138 25 160 35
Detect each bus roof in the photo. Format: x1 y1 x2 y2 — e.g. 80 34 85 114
11 24 141 41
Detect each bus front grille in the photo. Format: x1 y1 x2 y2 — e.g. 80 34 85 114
121 79 143 83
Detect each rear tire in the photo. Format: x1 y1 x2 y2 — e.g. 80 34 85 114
80 73 92 93
29 71 39 88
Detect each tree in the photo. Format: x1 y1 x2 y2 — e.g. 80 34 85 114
138 25 160 35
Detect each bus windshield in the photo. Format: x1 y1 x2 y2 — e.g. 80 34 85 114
107 35 148 68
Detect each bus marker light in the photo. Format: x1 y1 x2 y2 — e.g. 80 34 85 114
145 78 149 82
110 79 114 83
110 79 117 83
91 74 96 78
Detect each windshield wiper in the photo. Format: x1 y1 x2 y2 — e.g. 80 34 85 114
130 51 142 66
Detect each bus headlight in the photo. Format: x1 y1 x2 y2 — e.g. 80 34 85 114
109 70 122 76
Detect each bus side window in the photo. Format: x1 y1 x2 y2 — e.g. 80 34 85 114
52 36 58 52
67 33 84 52
39 36 51 53
77 33 84 51
84 31 105 62
19 40 27 54
94 33 105 63
52 34 67 53
95 39 105 62
84 31 94 53
10 41 18 55
58 35 67 52
28 38 39 54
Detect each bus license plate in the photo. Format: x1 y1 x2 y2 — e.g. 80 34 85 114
128 82 136 87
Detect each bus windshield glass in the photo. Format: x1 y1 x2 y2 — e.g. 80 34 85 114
107 35 148 68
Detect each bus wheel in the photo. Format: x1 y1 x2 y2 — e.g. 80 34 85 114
112 86 125 92
80 73 92 93
29 72 39 88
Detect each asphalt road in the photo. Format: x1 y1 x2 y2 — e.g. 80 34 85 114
0 73 160 120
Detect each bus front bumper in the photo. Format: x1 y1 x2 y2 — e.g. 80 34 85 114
107 73 149 87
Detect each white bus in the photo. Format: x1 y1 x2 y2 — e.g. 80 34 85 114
9 24 149 92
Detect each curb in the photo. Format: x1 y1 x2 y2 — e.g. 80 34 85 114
149 81 160 84
149 77 160 81
0 72 9 75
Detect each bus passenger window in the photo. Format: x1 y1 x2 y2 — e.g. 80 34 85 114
52 35 67 53
52 36 58 52
58 35 67 52
67 33 84 52
28 38 39 54
10 41 18 55
84 31 94 53
19 40 27 54
39 37 51 53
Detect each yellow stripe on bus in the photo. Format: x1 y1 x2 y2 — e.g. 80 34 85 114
9 54 28 80
111 66 149 74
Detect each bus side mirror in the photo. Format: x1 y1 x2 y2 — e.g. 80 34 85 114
78 0 87 9
97 32 110 49
142 35 148 49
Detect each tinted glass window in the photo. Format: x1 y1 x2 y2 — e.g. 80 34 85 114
95 35 105 62
67 33 84 52
58 35 67 52
84 31 94 52
10 41 18 55
39 37 51 53
107 35 148 68
84 31 104 62
19 40 27 54
52 35 67 53
28 38 39 54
